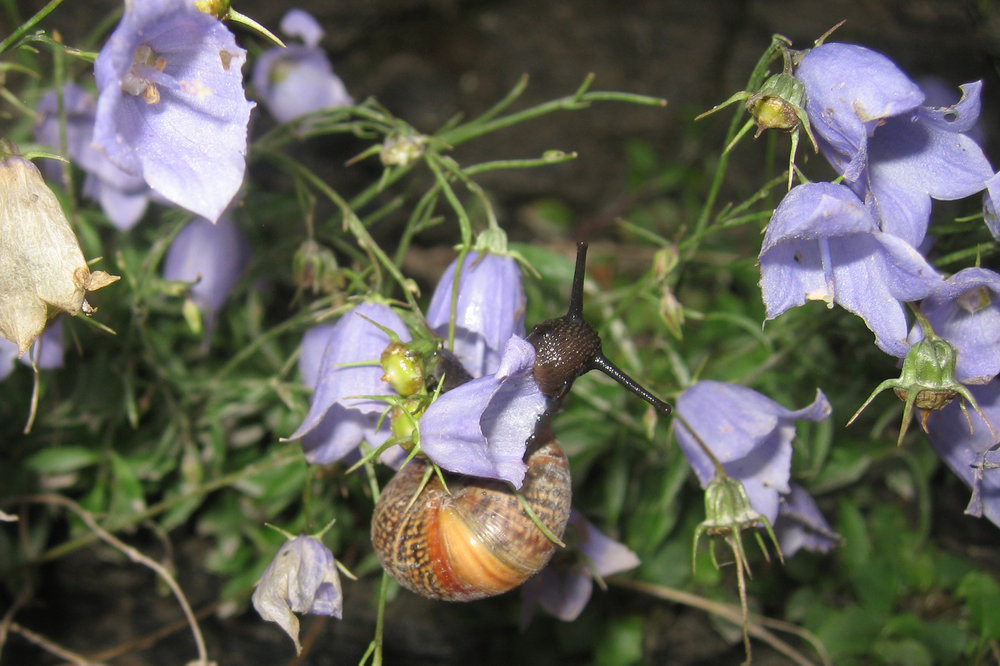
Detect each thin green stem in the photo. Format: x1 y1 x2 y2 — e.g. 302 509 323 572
0 0 66 55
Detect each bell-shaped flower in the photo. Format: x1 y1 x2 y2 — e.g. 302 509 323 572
926 381 1000 528
521 510 640 623
797 42 925 183
34 84 150 230
675 380 831 524
909 268 1000 385
418 335 546 488
287 303 410 465
252 9 353 124
252 534 342 655
773 484 839 557
0 319 66 381
93 0 255 222
0 151 118 355
425 251 526 377
798 43 994 247
759 182 943 357
163 216 250 333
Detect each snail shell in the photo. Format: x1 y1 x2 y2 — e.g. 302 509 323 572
370 435 572 601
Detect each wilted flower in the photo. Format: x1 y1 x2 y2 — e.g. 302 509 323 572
252 534 343 655
418 335 546 488
759 182 943 357
797 43 994 248
93 0 255 222
909 268 1000 385
163 216 250 333
675 380 831 523
287 302 410 465
926 381 1000 528
34 84 150 230
773 483 839 557
0 151 118 355
425 250 526 377
521 510 640 623
252 9 353 124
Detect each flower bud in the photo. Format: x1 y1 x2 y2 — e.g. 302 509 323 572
0 147 118 355
747 72 806 135
380 130 427 167
380 341 424 397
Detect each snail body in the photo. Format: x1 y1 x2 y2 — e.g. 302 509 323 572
371 242 669 602
371 435 571 601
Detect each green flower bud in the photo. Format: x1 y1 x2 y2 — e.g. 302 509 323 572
380 341 424 397
380 131 427 167
747 72 806 135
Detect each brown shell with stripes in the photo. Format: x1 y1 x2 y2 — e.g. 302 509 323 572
370 435 571 601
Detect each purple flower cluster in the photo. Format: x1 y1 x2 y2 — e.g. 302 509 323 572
760 42 1000 527
288 250 542 485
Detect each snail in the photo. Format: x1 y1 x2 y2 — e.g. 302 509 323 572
371 242 671 601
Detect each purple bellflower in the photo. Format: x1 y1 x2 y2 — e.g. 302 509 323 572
287 302 411 465
984 172 1000 242
908 268 1000 384
425 250 526 377
252 534 342 655
252 9 353 124
163 216 250 332
926 381 1000 528
797 43 994 248
521 510 640 624
674 380 831 524
418 335 546 488
0 319 65 380
773 483 839 557
35 84 150 230
93 0 255 222
759 182 943 357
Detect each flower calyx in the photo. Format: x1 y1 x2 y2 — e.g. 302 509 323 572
848 332 995 446
693 474 783 576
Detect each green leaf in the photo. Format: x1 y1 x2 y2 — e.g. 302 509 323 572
957 571 1000 642
25 446 101 474
594 615 644 666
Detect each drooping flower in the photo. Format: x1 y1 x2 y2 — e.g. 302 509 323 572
163 216 250 333
759 182 943 357
908 268 1000 385
926 381 1000 528
34 84 150 230
418 335 546 488
287 302 410 465
773 483 839 557
252 9 353 124
425 251 526 378
521 510 640 624
0 150 118 355
93 0 255 222
674 380 831 524
797 43 994 248
252 534 342 655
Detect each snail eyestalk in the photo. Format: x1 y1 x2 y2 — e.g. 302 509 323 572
527 240 672 415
